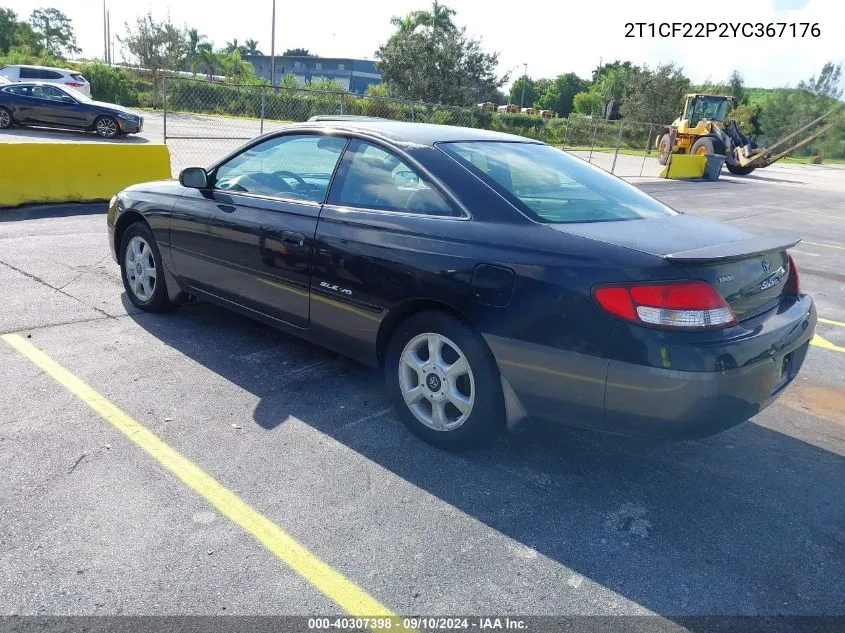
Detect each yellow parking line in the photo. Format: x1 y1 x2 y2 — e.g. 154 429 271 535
819 317 845 328
803 241 845 251
811 333 845 354
1 333 397 622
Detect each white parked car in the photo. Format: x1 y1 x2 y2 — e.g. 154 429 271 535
0 65 91 97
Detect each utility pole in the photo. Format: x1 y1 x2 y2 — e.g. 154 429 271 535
103 0 108 62
519 63 528 108
270 0 276 87
106 10 111 64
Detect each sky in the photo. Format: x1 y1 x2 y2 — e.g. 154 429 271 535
6 0 845 89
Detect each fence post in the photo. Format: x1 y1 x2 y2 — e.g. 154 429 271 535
470 107 474 128
340 92 344 115
587 118 599 163
162 75 168 144
561 118 569 149
610 121 624 174
640 123 654 177
411 103 415 122
260 84 266 134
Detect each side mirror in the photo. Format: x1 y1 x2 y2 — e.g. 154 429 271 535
179 167 208 189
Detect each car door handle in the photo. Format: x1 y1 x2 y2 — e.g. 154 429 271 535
281 231 305 247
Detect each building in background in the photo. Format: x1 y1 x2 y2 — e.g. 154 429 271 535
245 56 382 93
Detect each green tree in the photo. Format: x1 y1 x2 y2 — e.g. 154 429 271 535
243 39 262 55
283 48 314 57
218 48 254 81
279 72 300 89
509 76 535 108
619 63 690 124
119 12 187 106
29 7 79 57
0 8 18 54
592 60 634 83
191 44 218 79
799 62 843 99
727 70 747 105
376 4 504 105
391 0 456 33
594 66 630 119
572 91 602 116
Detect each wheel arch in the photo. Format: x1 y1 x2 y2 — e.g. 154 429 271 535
113 209 149 257
376 298 477 369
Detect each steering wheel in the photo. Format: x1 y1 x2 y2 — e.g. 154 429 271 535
272 170 308 187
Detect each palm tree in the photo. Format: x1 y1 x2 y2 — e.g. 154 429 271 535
243 39 262 55
390 1 457 34
221 49 253 81
191 44 218 80
224 39 239 55
186 28 208 71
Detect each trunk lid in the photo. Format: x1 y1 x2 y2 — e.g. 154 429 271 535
549 214 798 319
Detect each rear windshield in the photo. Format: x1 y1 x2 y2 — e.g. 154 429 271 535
438 141 678 223
71 73 86 82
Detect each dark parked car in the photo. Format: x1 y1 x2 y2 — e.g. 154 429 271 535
107 120 816 449
0 82 143 138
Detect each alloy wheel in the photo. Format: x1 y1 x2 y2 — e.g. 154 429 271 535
398 332 475 431
0 109 11 128
124 236 156 302
96 117 117 138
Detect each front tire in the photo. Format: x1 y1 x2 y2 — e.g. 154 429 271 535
726 162 756 175
385 311 504 450
94 116 119 138
690 136 725 156
0 107 13 129
119 222 174 312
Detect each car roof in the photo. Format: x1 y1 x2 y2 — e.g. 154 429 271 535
283 119 544 146
9 64 73 72
2 81 70 90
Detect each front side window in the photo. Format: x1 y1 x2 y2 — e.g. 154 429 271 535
32 85 67 101
331 140 457 216
214 134 346 202
439 141 678 224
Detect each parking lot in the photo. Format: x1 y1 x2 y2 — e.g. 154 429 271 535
1 136 844 626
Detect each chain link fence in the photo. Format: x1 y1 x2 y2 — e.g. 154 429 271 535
163 76 666 179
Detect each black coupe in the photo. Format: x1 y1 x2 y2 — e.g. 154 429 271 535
0 82 143 138
107 120 816 449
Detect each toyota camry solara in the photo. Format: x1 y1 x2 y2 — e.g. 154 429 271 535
107 120 817 449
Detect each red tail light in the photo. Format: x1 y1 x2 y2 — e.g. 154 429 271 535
593 280 737 330
66 82 85 87
784 254 800 295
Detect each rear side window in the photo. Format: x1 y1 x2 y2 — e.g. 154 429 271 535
70 73 86 82
3 86 31 96
20 68 63 79
440 141 677 223
330 140 457 216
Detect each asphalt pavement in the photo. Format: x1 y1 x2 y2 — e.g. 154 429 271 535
0 133 843 626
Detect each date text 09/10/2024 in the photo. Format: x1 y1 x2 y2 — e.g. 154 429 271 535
307 617 528 630
625 22 820 38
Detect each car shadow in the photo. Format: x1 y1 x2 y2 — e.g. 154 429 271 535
5 126 150 143
0 202 107 221
129 300 845 619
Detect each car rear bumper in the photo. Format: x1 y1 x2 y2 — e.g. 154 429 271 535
489 294 817 439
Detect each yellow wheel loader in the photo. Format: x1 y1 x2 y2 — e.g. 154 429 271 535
656 93 842 176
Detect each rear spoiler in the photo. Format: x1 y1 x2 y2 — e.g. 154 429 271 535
664 235 800 263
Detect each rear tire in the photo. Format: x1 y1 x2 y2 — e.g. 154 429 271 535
0 107 13 129
119 222 174 312
94 116 119 138
690 136 725 156
385 311 504 450
657 133 671 165
726 162 756 176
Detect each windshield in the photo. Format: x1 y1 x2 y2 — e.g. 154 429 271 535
689 96 730 124
439 141 678 223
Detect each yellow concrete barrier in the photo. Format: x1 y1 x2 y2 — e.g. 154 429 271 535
0 142 171 207
659 154 707 179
